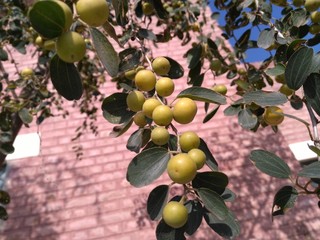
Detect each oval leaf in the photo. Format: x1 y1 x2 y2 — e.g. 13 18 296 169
298 161 320 178
0 206 8 220
109 118 133 138
192 172 228 195
249 149 291 179
127 147 170 187
126 128 151 153
166 57 184 79
177 87 226 105
272 186 298 218
187 44 202 69
0 190 10 205
50 55 83 100
238 109 258 130
90 28 119 77
285 47 313 90
185 200 203 236
147 185 169 221
199 138 218 171
18 108 33 124
243 90 287 107
304 73 320 116
156 220 186 240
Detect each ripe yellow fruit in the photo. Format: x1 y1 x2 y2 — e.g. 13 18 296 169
142 98 162 118
135 69 156 92
167 153 197 184
56 31 86 63
279 84 294 96
212 84 228 95
55 0 73 31
305 0 320 12
151 127 170 146
20 67 34 79
76 0 109 27
173 98 197 124
263 106 284 126
311 11 320 23
142 2 154 15
155 77 175 97
179 131 200 152
126 90 145 112
152 57 171 76
133 112 148 127
210 58 222 72
162 201 188 228
152 105 173 126
188 148 206 170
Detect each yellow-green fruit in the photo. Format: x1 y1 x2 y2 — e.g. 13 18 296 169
142 98 162 118
309 24 320 34
270 0 287 6
179 131 200 152
311 11 320 23
263 106 284 126
167 153 197 184
56 31 86 63
210 59 222 72
238 68 246 75
124 69 136 81
55 0 73 31
152 57 171 76
142 2 154 15
173 98 197 124
162 201 188 229
152 105 173 126
133 112 148 127
76 0 109 27
279 84 294 96
126 90 145 112
155 77 175 97
135 69 156 91
151 127 170 146
188 148 206 170
20 67 34 79
212 84 228 95
43 39 56 51
34 36 44 47
305 0 320 12
293 0 304 7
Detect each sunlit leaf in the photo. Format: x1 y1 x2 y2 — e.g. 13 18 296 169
177 87 226 105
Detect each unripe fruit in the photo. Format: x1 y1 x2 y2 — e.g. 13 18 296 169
34 36 44 47
305 0 320 12
152 105 173 126
156 77 175 97
76 0 109 27
162 201 188 228
20 67 34 79
270 0 287 6
135 69 156 91
263 106 284 126
124 69 136 81
126 90 145 112
43 39 56 51
56 31 86 63
167 153 197 184
142 2 154 15
210 58 222 72
151 127 170 145
212 84 228 95
188 148 206 170
309 24 320 34
173 98 197 124
142 98 162 118
311 11 320 23
279 84 294 96
152 57 171 76
133 112 148 127
293 0 304 7
179 131 200 152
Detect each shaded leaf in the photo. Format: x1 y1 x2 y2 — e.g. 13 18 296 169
109 118 133 137
138 28 157 41
147 185 169 221
192 172 228 195
0 48 8 61
243 90 287 107
18 108 33 124
272 186 298 218
187 45 202 69
177 87 226 105
199 138 218 171
166 57 184 79
203 105 220 123
308 145 320 156
156 220 186 240
236 29 251 49
298 161 320 178
304 73 320 116
112 0 128 26
0 206 8 220
185 200 203 236
151 0 169 19
126 128 151 153
0 190 10 205
118 48 143 72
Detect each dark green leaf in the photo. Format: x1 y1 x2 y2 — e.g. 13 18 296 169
265 64 285 76
126 128 151 153
90 28 119 77
203 105 220 123
199 138 218 171
0 143 14 155
243 90 287 107
147 185 169 221
103 21 122 47
0 206 8 220
166 57 184 79
109 118 133 137
187 45 202 69
236 29 251 49
118 48 142 72
185 200 203 236
50 55 83 101
272 186 298 218
308 145 320 156
192 172 228 195
0 190 10 205
0 48 8 61
18 108 33 124
177 87 227 105
238 109 257 130
168 135 178 151
298 161 320 178
127 147 170 187
249 149 291 179
156 220 186 240
112 0 128 26
138 28 157 41
304 73 320 116
221 188 236 202
285 47 313 90
151 0 169 19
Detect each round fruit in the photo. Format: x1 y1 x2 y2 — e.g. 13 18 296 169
152 57 171 76
142 2 154 15
124 69 136 81
151 127 170 146
238 68 246 75
133 112 148 127
305 0 320 12
56 31 86 63
188 148 206 170
311 11 320 23
126 90 145 112
179 131 200 152
152 105 173 126
43 39 56 51
142 98 162 118
173 98 197 124
155 77 175 97
55 0 73 31
210 59 222 72
279 84 294 96
293 0 304 7
212 84 228 95
20 67 34 79
135 69 156 92
167 153 197 184
263 106 284 126
162 201 188 229
309 24 320 34
34 36 43 47
76 0 109 27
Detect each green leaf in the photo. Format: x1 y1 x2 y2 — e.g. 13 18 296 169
221 188 236 202
224 105 241 116
168 134 178 151
285 47 313 90
156 220 186 240
257 29 275 49
187 44 202 69
238 109 257 130
28 0 69 39
192 172 228 195
0 143 14 155
236 29 251 49
112 0 128 26
127 147 170 187
138 28 157 41
151 0 169 19
265 64 285 76
272 186 298 218
308 145 320 156
185 200 203 236
0 48 8 61
177 87 227 105
166 57 184 79
243 90 287 107
102 93 135 124
126 128 151 153
304 73 320 116
109 118 133 137
18 108 33 124
298 161 320 178
204 209 240 239
0 190 10 205
0 206 8 220
147 185 169 221
197 188 228 220
199 138 218 171
203 105 220 123
90 28 119 77
50 55 83 101
249 150 291 179
118 48 142 72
